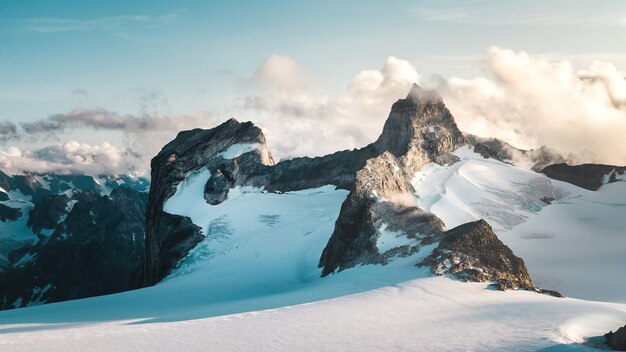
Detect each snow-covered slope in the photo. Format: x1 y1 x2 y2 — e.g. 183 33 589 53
1 277 625 352
1 147 625 351
413 147 626 303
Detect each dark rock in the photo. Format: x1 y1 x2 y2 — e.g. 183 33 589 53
0 191 9 201
139 118 273 287
319 152 445 276
606 324 626 351
0 187 148 310
542 163 626 191
0 204 21 222
418 220 534 290
26 194 69 235
373 84 466 174
465 134 569 172
536 288 563 298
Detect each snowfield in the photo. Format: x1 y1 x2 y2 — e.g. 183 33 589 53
1 147 626 351
413 147 626 303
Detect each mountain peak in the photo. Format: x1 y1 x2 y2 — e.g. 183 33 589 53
405 83 441 103
373 85 466 174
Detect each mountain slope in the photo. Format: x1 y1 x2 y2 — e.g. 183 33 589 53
0 173 149 309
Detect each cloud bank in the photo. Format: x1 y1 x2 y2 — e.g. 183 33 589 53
0 142 144 176
244 48 626 166
0 110 217 176
1 47 625 176
438 46 626 165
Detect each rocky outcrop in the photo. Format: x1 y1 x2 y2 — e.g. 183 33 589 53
606 324 626 351
374 84 466 174
418 220 535 290
139 119 275 287
542 163 625 191
319 152 444 276
0 187 147 310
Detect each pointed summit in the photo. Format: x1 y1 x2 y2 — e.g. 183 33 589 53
406 83 441 103
374 84 466 174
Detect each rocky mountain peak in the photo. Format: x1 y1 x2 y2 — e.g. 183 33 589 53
374 84 466 175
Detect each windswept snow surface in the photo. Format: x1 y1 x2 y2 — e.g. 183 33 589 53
2 153 626 351
412 146 626 303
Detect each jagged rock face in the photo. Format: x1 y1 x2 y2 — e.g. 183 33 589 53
140 118 274 286
374 84 466 175
0 187 147 310
605 324 626 351
319 152 445 276
26 194 70 236
418 220 534 290
256 146 380 193
0 171 149 309
542 163 625 191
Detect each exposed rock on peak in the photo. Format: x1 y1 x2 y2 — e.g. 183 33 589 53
418 220 534 291
406 83 442 103
374 84 466 175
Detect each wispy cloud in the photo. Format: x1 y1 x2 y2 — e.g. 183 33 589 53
19 9 185 33
411 2 626 27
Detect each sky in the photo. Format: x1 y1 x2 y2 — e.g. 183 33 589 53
1 0 626 175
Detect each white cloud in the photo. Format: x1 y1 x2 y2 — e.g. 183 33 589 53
438 46 626 165
244 50 626 165
255 55 310 91
3 48 626 176
18 9 185 33
245 55 420 158
0 141 145 176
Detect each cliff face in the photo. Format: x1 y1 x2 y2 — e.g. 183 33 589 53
374 84 466 174
319 152 445 276
139 119 275 286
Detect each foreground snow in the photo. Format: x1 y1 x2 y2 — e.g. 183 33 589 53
1 277 625 351
1 149 626 351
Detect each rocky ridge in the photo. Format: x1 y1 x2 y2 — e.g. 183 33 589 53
542 163 626 191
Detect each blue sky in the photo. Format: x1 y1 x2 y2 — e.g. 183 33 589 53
2 0 625 120
1 1 626 174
